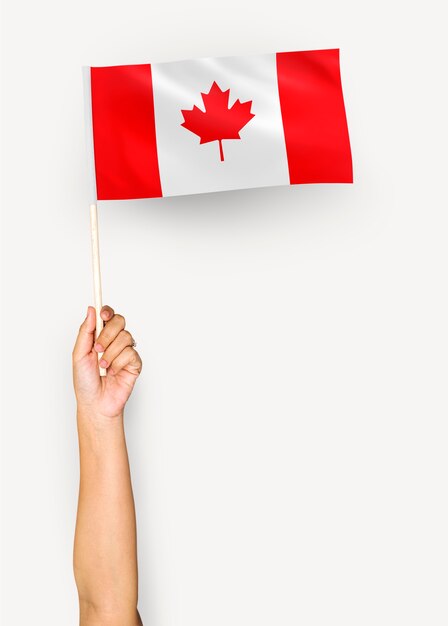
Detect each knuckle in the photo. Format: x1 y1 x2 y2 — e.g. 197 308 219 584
132 349 143 368
114 314 125 327
121 330 132 343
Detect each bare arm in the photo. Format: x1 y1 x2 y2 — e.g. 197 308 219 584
73 306 143 626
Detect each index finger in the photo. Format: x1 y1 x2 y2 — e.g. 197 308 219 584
101 305 114 321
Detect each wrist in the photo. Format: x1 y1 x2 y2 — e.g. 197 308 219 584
76 408 127 458
77 405 124 430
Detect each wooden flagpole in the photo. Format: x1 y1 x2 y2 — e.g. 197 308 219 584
90 203 106 376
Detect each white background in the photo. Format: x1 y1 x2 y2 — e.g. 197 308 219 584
1 1 447 624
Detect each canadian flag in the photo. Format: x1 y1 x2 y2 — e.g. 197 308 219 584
83 49 352 200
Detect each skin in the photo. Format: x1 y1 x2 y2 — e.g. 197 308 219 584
73 305 143 626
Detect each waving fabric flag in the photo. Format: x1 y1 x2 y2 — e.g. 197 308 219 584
83 49 352 200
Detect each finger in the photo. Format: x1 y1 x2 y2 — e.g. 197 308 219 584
73 306 96 361
100 305 115 322
94 313 126 353
99 330 134 369
109 346 142 376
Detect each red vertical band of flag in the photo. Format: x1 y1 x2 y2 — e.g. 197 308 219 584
90 64 162 200
276 49 353 184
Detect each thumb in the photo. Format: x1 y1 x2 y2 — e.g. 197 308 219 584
73 306 96 362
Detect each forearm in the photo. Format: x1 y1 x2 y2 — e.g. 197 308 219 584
74 410 140 625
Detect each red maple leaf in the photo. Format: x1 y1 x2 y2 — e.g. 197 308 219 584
181 82 255 161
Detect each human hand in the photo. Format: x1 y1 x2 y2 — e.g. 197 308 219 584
73 306 142 420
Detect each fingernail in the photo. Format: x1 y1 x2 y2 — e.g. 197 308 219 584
94 343 104 352
99 359 108 368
